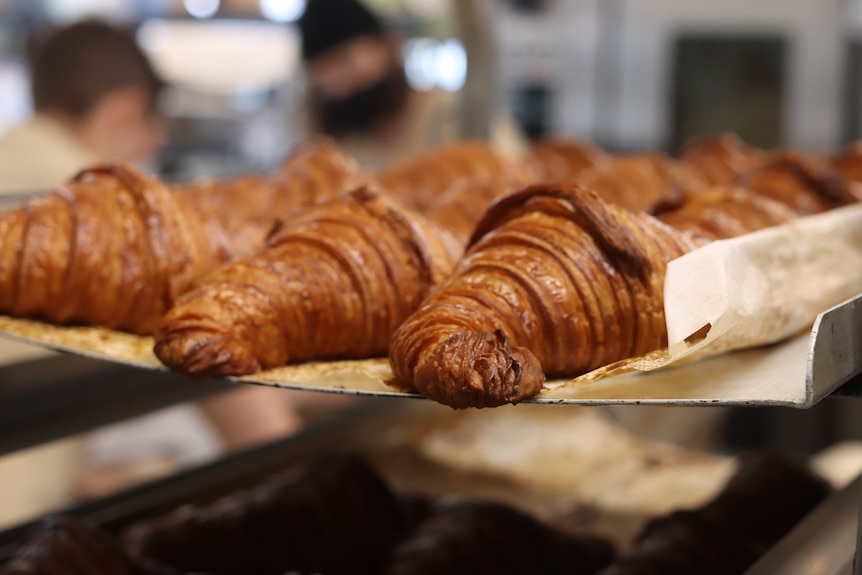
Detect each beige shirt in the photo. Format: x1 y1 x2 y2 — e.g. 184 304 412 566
0 114 97 196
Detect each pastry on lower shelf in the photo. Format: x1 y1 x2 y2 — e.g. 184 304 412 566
597 452 831 575
154 187 459 378
524 138 609 183
384 500 615 575
123 454 406 575
376 141 523 212
677 133 763 187
657 187 798 240
389 184 699 408
0 516 180 575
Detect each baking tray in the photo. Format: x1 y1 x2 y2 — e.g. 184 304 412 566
0 290 860 407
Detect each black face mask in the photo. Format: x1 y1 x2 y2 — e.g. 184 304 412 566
314 69 409 137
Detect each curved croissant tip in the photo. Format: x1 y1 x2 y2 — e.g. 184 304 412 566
154 330 262 379
413 329 545 409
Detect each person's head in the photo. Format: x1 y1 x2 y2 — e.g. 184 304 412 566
299 0 410 137
30 20 165 163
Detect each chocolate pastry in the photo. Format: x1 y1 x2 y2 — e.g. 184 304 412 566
701 452 831 550
389 184 699 408
658 187 798 240
0 516 180 575
423 177 521 248
377 141 522 212
155 187 459 378
524 138 609 183
598 452 831 575
123 454 405 575
384 500 615 575
678 133 763 187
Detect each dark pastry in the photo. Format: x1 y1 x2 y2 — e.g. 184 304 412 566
384 500 615 575
598 452 831 575
123 454 406 575
0 516 180 575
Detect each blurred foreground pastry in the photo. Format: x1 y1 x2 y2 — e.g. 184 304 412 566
155 187 459 378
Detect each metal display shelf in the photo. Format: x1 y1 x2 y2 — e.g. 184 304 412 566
0 355 234 457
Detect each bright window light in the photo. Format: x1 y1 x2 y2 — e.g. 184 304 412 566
260 0 306 22
184 0 220 19
436 39 467 91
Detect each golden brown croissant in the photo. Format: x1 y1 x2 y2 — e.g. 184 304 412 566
154 187 459 378
523 137 609 182
423 177 523 249
658 187 798 240
828 141 862 192
678 133 763 187
576 153 703 214
177 138 372 257
389 184 699 408
376 141 522 212
741 151 860 215
0 164 237 334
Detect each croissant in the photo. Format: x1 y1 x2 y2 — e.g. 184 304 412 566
575 153 703 214
523 137 609 182
0 164 238 334
377 141 522 212
423 177 523 248
740 151 860 215
657 187 798 240
389 184 699 408
828 140 862 189
177 137 372 257
154 187 459 378
678 133 763 187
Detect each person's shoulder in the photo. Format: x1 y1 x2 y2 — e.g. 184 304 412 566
0 115 95 195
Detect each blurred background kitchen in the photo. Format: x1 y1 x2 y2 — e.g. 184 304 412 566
2 0 861 187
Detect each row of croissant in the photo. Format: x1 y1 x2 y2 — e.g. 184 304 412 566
1 134 860 408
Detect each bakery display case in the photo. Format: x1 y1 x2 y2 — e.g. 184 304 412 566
4 1 862 574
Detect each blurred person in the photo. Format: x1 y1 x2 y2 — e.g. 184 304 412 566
0 20 165 194
0 20 298 522
298 0 524 170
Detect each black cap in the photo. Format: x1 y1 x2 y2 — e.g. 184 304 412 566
299 0 384 61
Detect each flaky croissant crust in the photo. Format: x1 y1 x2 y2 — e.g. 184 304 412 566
389 184 697 408
155 187 459 378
